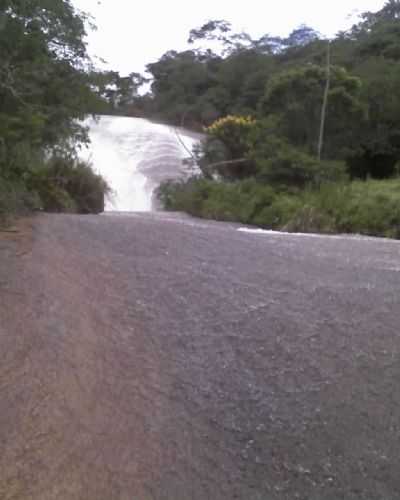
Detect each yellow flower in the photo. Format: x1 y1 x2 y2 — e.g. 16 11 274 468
206 115 256 136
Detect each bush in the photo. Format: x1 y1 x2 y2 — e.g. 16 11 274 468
201 180 276 223
205 115 256 159
252 136 348 189
197 117 348 187
347 150 398 180
157 177 276 224
0 178 41 225
257 146 322 187
27 157 110 214
157 177 211 215
334 181 400 237
158 175 400 239
197 115 258 180
252 195 303 229
285 180 400 238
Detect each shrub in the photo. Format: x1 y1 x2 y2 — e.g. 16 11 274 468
333 180 400 237
158 175 400 239
200 180 276 223
157 177 277 224
198 115 258 180
205 115 256 159
156 177 210 215
27 157 110 214
257 146 322 188
347 150 398 180
252 195 303 229
0 178 41 225
286 180 400 238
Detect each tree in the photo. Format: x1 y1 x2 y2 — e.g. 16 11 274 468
188 19 253 55
91 71 148 112
347 57 400 179
137 0 400 183
318 41 331 161
146 50 220 126
0 0 95 164
0 0 109 213
188 19 232 45
259 65 365 159
215 50 275 114
285 25 320 48
198 115 258 180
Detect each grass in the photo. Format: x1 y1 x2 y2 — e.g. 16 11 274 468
157 177 400 239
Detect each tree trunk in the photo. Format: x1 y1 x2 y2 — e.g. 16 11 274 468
317 41 331 161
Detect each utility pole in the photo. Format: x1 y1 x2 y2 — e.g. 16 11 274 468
318 40 331 161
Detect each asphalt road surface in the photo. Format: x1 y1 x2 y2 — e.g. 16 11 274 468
1 213 400 500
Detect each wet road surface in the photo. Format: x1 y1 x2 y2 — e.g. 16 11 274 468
1 213 400 499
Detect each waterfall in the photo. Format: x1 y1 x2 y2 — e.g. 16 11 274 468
80 115 200 212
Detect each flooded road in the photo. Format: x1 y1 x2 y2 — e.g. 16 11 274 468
80 116 199 211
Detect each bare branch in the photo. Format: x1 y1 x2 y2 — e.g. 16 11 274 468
206 158 247 169
172 115 248 179
172 126 196 161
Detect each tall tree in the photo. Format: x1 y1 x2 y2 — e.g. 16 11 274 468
0 0 98 179
259 65 365 158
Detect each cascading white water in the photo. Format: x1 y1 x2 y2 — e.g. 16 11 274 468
80 115 200 212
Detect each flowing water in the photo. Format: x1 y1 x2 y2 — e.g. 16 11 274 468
80 115 200 212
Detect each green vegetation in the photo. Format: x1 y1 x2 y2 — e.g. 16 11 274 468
148 1 400 238
2 0 400 239
158 177 400 239
0 0 110 223
26 157 109 214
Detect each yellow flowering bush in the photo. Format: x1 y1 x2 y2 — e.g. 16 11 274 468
205 115 257 159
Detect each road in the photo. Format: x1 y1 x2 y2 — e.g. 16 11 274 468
1 213 400 500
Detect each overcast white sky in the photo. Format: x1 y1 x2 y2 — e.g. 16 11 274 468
72 0 386 75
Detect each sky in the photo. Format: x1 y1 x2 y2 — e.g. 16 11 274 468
72 0 386 75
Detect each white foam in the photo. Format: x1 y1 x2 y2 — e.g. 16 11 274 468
237 227 377 241
80 116 199 212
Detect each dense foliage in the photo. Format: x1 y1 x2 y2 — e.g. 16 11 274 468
0 0 109 220
2 0 400 239
150 1 400 238
131 1 400 180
